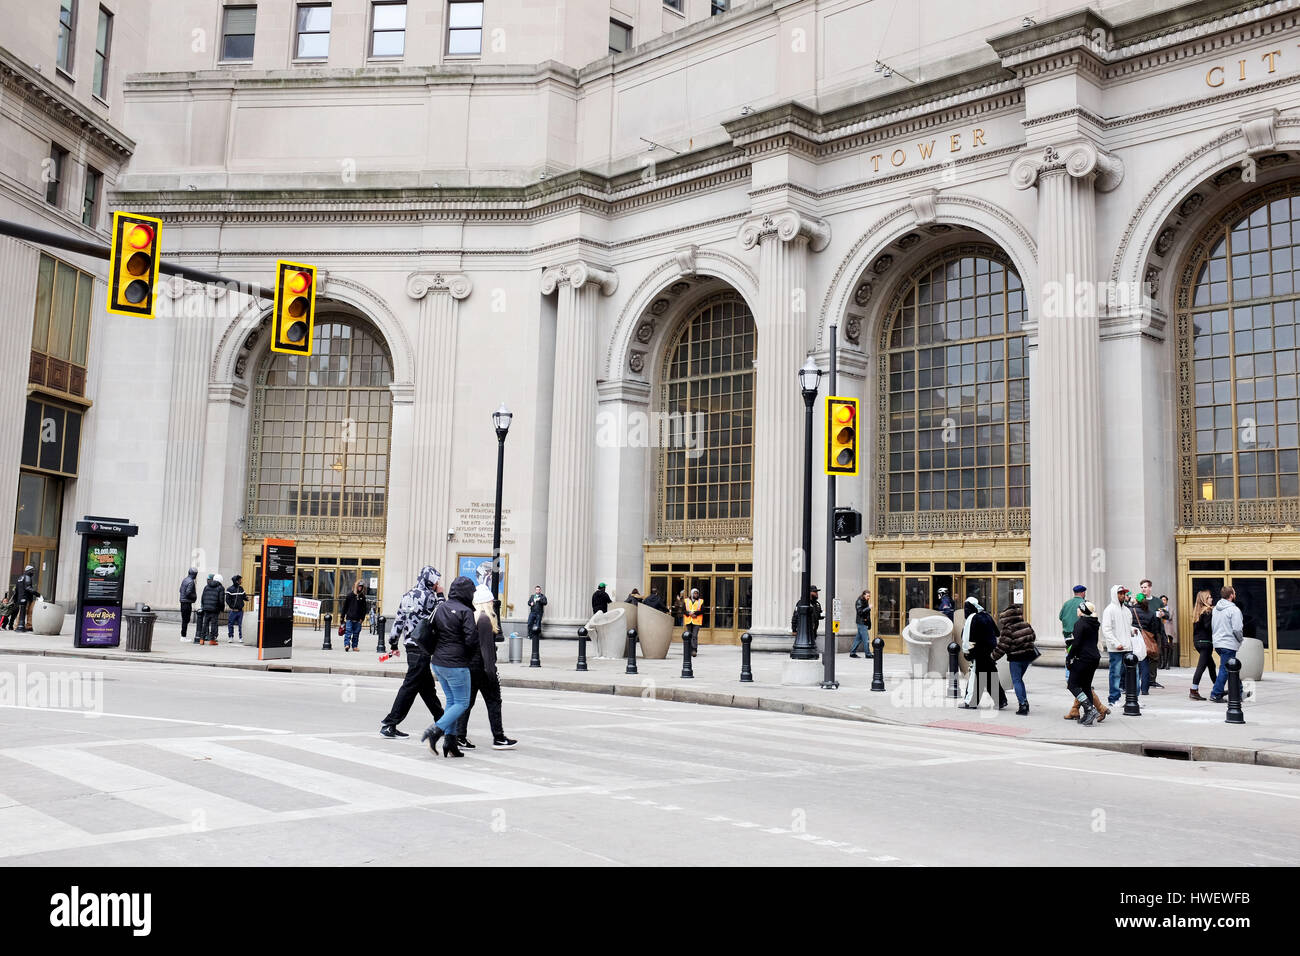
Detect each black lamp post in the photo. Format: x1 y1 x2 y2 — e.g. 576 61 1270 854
793 358 822 660
491 403 512 629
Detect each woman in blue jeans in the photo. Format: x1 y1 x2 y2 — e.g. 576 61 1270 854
420 575 481 758
850 590 872 658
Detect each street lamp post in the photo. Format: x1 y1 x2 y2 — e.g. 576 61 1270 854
792 359 822 660
491 403 513 629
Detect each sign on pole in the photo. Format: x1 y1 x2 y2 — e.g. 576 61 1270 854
259 538 295 661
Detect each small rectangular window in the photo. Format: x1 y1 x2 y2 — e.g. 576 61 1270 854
221 5 257 60
57 0 77 73
93 6 113 98
664 0 683 11
447 1 483 55
296 4 332 58
81 167 101 227
711 0 729 13
46 145 69 207
609 19 631 55
371 2 406 56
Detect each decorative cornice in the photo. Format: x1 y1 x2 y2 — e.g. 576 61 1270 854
389 382 416 403
540 260 618 296
737 211 831 252
0 44 135 159
406 271 471 300
1010 141 1123 192
596 379 653 405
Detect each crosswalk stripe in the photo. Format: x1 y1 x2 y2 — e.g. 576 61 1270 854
267 735 565 798
5 747 278 829
149 739 424 810
0 793 107 859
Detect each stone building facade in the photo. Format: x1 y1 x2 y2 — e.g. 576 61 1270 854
6 0 1300 670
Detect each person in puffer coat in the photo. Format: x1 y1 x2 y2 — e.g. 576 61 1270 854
198 573 226 646
420 575 480 759
992 603 1037 715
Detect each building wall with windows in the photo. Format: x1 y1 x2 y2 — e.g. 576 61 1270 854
0 0 151 613
9 0 1300 668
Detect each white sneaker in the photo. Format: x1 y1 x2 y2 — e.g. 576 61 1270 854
236 637 243 644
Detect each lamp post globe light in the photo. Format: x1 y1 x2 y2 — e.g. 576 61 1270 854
491 403 512 628
793 359 822 660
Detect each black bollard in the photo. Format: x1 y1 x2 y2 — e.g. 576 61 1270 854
681 630 694 679
576 626 588 672
323 612 333 651
375 615 387 654
625 628 638 675
529 623 541 668
1225 657 1245 725
1123 652 1141 716
870 637 885 692
947 641 960 699
740 632 753 682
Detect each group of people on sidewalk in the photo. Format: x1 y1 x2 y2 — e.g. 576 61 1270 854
177 568 248 645
1 565 39 631
379 566 517 755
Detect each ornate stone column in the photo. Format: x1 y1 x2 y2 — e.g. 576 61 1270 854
157 278 221 606
400 272 471 592
1011 142 1122 653
738 211 831 644
540 260 618 625
383 382 416 615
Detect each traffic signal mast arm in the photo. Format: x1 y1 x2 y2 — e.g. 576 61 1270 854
0 217 273 301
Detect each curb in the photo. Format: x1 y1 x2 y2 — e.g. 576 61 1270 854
4 645 1296 769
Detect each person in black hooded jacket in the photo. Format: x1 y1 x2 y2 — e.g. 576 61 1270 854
420 575 479 758
1068 602 1104 726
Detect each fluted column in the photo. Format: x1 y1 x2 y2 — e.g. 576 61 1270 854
739 211 831 640
400 272 471 590
383 383 415 615
0 239 38 581
1011 142 1122 650
541 261 618 624
157 278 220 606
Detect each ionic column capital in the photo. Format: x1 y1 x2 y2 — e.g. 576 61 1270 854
540 260 618 296
406 271 472 300
738 210 831 252
1010 141 1123 193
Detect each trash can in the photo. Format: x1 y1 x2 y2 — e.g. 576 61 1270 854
123 610 156 652
508 631 522 664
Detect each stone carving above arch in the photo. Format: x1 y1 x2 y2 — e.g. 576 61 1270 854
604 248 758 381
1108 120 1300 296
211 272 415 386
815 192 1039 353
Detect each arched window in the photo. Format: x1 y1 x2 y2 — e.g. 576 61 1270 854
655 292 755 540
246 317 393 537
877 246 1029 534
1178 182 1300 526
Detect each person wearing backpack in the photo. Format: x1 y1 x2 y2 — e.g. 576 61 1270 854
380 566 445 738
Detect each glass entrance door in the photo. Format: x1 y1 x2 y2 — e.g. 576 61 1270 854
1274 578 1300 672
646 568 750 645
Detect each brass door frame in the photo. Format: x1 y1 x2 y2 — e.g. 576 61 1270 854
644 541 751 645
1176 531 1300 674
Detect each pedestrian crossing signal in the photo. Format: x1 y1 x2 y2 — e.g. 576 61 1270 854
272 261 316 355
107 211 162 317
825 396 859 476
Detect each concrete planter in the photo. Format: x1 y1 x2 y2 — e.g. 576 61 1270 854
31 600 65 635
1237 637 1265 682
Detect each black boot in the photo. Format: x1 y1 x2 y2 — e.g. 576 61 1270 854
442 734 465 758
1016 701 1029 716
420 724 444 754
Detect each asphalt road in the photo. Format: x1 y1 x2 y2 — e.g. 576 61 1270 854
2 653 1299 866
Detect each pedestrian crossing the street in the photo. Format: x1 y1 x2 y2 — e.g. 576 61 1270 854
0 697 1074 864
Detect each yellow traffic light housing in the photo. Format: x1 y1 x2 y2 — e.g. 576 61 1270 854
272 260 316 355
825 396 859 476
107 211 162 317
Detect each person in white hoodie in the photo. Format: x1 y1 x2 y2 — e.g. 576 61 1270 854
1208 585 1244 702
1101 584 1145 705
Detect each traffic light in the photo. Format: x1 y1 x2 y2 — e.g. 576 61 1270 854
825 396 859 476
107 211 162 317
272 260 316 355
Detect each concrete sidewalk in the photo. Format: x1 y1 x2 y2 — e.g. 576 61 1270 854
5 619 1300 769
